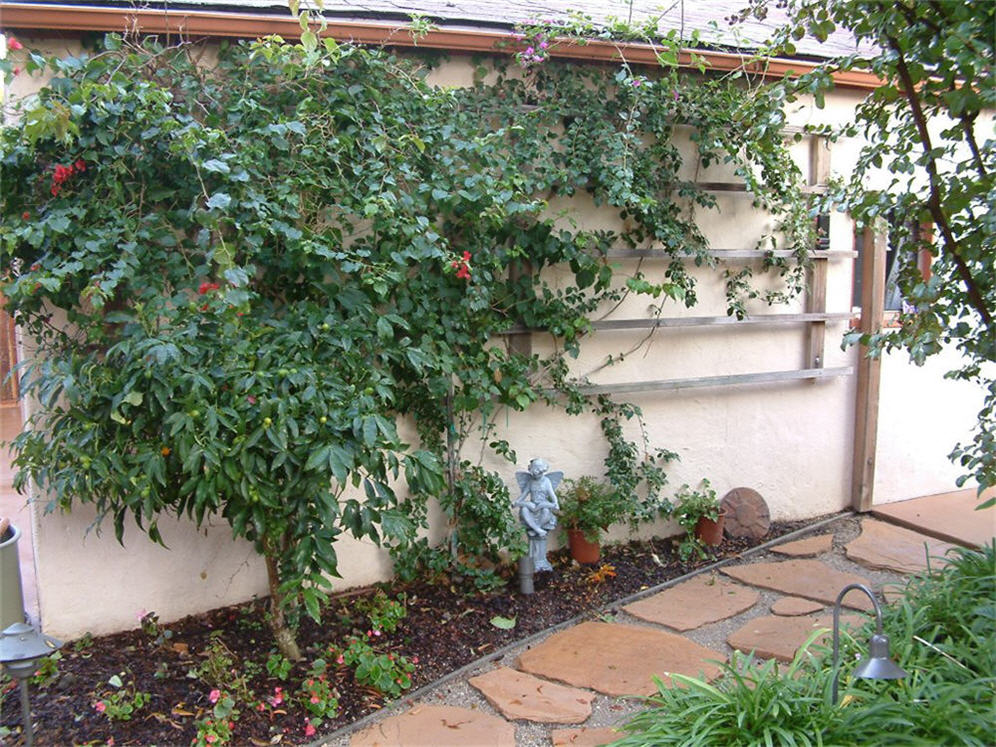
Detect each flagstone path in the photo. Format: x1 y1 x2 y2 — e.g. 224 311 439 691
325 502 993 747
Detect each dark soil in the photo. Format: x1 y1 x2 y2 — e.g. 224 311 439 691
1 517 832 746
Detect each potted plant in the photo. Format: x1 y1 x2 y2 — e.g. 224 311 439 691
673 479 726 560
558 476 628 563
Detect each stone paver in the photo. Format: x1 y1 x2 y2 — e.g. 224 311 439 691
727 612 865 662
846 518 956 574
721 558 874 611
870 489 995 549
622 574 759 631
518 621 722 696
468 667 593 724
771 596 824 616
771 534 833 557
551 727 625 746
350 704 516 746
720 487 771 538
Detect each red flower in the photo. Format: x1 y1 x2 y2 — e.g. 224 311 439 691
75 159 86 171
22 212 30 221
198 281 220 295
7 38 23 51
451 250 472 280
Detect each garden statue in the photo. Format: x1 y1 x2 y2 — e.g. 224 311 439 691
514 458 563 572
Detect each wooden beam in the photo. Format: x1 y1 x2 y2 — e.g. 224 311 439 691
851 226 886 512
501 311 852 335
0 3 886 90
809 136 832 187
605 248 855 259
805 259 828 370
570 366 852 395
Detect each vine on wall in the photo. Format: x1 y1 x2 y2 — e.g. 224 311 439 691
0 30 813 656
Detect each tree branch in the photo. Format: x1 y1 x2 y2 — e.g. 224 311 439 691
887 35 992 326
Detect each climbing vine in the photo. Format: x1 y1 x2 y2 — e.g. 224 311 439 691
0 29 813 657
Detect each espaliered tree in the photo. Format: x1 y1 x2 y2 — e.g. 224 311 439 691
736 0 995 500
0 32 813 658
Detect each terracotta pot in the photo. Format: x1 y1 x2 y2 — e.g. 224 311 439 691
695 509 727 547
566 528 601 564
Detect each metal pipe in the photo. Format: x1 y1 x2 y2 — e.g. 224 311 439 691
518 555 534 595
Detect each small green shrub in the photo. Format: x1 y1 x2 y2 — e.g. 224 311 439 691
672 479 721 561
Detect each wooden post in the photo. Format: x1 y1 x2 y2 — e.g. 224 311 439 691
851 226 886 512
805 136 831 373
806 257 828 370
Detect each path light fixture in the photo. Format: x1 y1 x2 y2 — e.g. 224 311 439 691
831 582 908 704
1 621 63 746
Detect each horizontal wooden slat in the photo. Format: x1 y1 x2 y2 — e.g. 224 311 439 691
605 249 856 259
502 312 853 335
572 366 854 395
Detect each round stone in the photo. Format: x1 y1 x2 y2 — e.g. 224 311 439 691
720 487 771 539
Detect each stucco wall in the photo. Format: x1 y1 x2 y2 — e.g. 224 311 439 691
3 38 982 641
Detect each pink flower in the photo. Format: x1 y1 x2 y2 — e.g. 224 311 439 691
209 689 221 704
336 655 344 664
94 701 106 713
632 79 642 87
412 656 419 664
524 46 534 55
310 695 320 704
205 735 217 744
247 395 257 405
7 37 23 51
304 722 316 737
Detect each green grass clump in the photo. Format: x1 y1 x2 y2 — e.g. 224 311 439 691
613 541 996 746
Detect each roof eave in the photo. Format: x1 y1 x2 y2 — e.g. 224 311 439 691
0 2 882 90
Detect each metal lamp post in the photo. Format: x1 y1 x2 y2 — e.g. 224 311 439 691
831 583 908 704
1 622 63 747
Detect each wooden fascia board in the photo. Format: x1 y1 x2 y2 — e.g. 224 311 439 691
0 2 882 90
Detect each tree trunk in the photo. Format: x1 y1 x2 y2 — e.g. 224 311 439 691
264 549 302 661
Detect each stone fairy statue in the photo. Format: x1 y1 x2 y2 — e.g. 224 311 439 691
513 458 563 572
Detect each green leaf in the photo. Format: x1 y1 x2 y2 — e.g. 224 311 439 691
490 615 516 630
201 159 230 174
206 192 231 210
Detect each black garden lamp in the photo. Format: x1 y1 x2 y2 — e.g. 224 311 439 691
831 583 908 704
1 621 63 747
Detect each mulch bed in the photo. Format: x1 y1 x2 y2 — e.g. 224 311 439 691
1 515 835 746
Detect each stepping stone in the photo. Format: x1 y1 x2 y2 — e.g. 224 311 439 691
623 574 759 631
870 489 995 549
350 704 515 746
468 667 593 724
720 487 771 538
728 613 866 662
846 518 956 574
771 596 824 616
518 621 722 696
772 534 833 557
552 726 625 746
721 558 874 611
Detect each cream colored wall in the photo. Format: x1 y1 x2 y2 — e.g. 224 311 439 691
2 41 979 641
873 348 987 504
